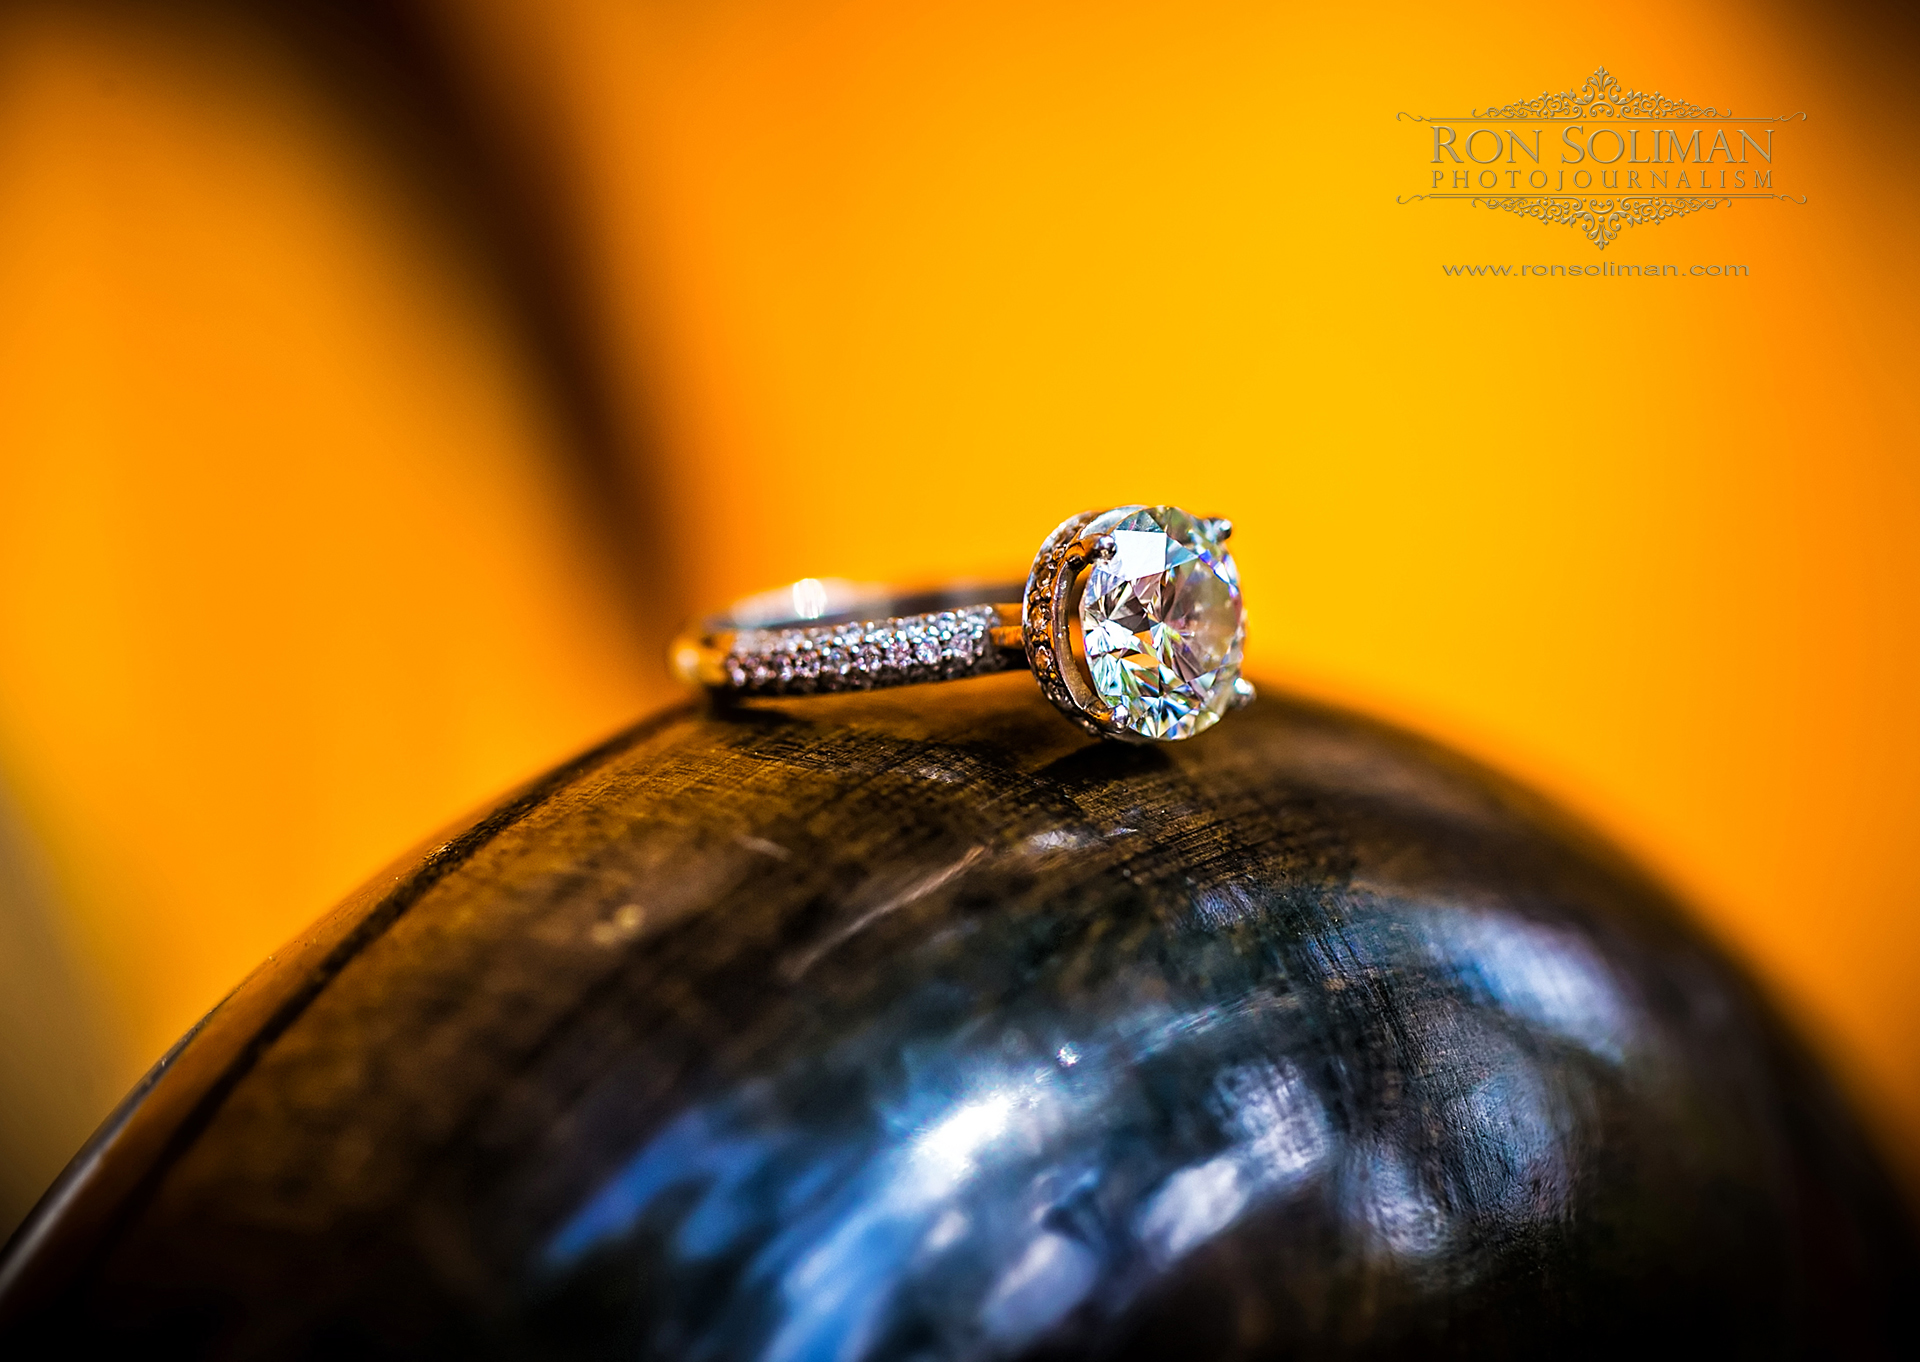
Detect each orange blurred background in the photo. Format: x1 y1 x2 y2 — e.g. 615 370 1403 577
1 0 1916 1236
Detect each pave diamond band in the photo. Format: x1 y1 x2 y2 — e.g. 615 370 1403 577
721 603 1010 696
673 582 1027 699
672 505 1251 743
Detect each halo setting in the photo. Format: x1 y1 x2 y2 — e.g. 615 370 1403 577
1022 505 1250 742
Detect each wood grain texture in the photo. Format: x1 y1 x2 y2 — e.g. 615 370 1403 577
2 675 1913 1358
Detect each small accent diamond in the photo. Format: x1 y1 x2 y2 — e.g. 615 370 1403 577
724 605 1006 697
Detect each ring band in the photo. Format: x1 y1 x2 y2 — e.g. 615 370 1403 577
671 505 1251 743
672 580 1026 693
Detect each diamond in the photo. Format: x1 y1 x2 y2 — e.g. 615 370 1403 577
1076 505 1245 740
719 605 1004 697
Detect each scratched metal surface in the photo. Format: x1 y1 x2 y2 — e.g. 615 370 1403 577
1 674 1913 1358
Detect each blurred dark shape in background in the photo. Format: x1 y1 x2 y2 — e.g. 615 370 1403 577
0 0 668 1236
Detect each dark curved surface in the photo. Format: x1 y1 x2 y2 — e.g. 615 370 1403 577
1 676 1913 1358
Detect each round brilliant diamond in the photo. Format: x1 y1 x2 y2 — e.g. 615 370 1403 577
1076 505 1245 741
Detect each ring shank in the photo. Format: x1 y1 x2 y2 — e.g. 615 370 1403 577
673 579 1028 696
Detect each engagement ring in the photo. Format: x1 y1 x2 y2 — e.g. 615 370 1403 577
671 505 1250 742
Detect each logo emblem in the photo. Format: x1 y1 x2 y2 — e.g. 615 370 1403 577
1399 68 1805 248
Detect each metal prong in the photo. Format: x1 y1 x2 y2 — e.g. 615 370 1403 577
1230 676 1257 709
1204 517 1233 542
1092 534 1119 562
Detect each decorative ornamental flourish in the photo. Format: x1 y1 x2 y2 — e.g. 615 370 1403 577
1397 67 1805 124
1398 69 1806 247
1481 194 1716 248
1479 67 1723 122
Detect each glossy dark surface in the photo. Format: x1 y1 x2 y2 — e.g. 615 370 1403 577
1 676 1913 1358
